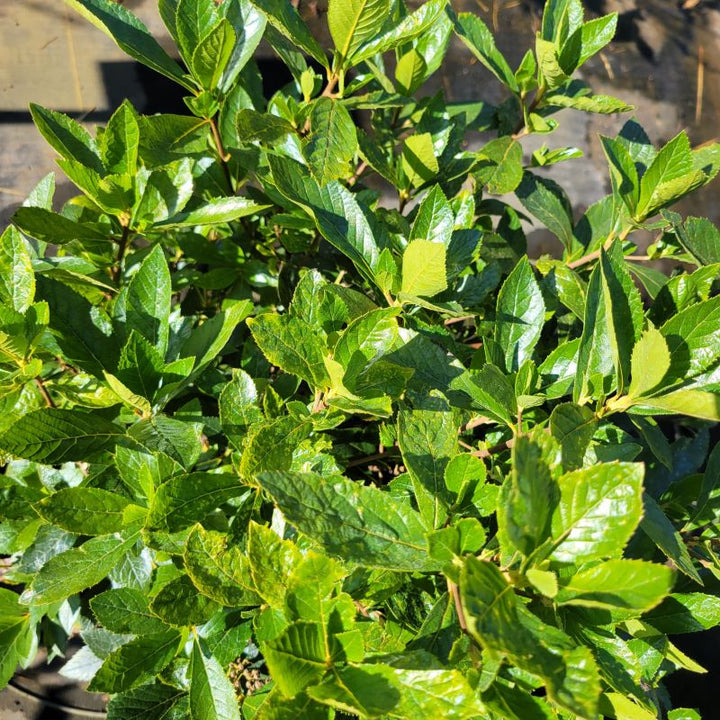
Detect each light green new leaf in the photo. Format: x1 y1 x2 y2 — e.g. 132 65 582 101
185 524 257 607
0 408 122 464
248 521 302 608
146 473 245 532
20 530 140 606
191 19 236 90
402 133 439 188
35 488 134 536
548 92 631 115
155 197 270 228
125 245 171 356
258 471 437 571
329 0 390 66
189 637 241 720
304 98 358 185
628 326 670 398
634 389 720 421
248 313 330 389
248 0 328 67
556 559 674 617
64 0 192 90
0 226 34 314
101 100 139 176
494 257 545 373
449 10 518 91
174 0 219 63
351 0 446 64
550 462 644 564
219 369 264 443
401 240 447 298
0 589 33 689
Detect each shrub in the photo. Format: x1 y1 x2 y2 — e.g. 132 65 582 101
1 0 720 717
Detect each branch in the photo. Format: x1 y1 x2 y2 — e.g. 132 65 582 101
34 377 56 408
209 117 233 192
112 224 130 284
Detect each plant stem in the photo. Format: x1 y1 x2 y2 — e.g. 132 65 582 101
112 224 130 284
34 377 55 408
447 579 468 632
209 117 233 192
345 448 401 468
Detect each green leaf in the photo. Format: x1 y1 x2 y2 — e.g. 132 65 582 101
550 462 644 564
401 240 447 298
450 365 517 427
248 521 302 608
628 326 670 398
0 226 34 314
499 435 556 557
248 313 330 388
102 100 140 176
189 637 241 720
669 214 720 266
328 0 391 66
150 574 220 626
351 0 446 64
29 103 104 173
237 109 296 144
636 132 696 218
402 133 439 188
268 155 385 286
474 137 524 195
548 92 631 114
124 245 171 355
0 589 33 689
20 530 140 606
398 399 457 528
494 257 545 373
91 588 168 635
641 493 702 583
449 10 518 91
248 0 328 67
262 621 334 697
147 473 244 532
191 20 236 90
535 37 568 90
304 98 358 185
258 471 437 571
410 185 454 245
219 369 264 443
516 172 575 253
643 593 720 634
556 559 673 617
132 158 194 228
129 415 203 469
89 630 181 693
13 207 107 245
660 294 720 382
550 402 596 470
185 524 257 607
64 0 192 90
0 408 121 463
106 682 188 720
35 488 134 535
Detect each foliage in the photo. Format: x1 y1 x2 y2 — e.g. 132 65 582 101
1 0 720 717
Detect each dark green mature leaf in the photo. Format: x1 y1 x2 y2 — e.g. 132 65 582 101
304 98 358 185
35 487 134 535
494 257 545 372
258 471 437 570
398 399 457 528
516 172 575 252
499 435 556 557
20 530 140 606
0 589 33 689
64 0 192 90
410 185 454 245
150 574 220 626
0 409 122 463
474 137 524 195
89 630 181 693
91 588 168 635
155 197 270 228
550 403 596 470
146 473 244 533
189 637 241 720
13 207 107 245
248 0 328 67
106 682 188 720
644 593 720 634
668 214 720 266
102 100 140 176
191 20 236 90
550 462 644 563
